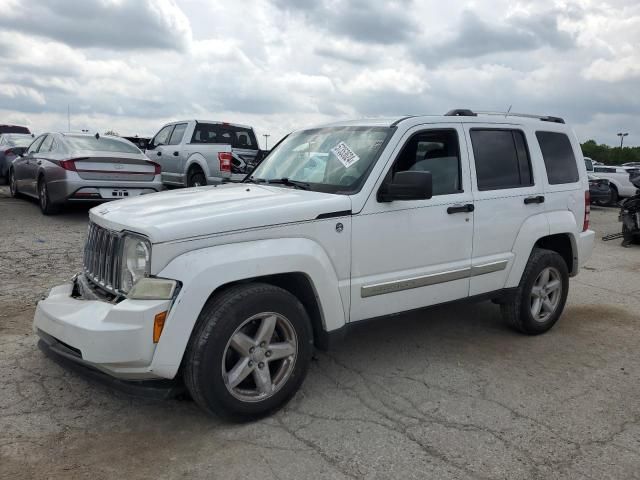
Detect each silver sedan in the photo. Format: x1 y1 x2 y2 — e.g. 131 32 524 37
9 133 164 214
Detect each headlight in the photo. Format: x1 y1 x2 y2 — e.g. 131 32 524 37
120 234 151 294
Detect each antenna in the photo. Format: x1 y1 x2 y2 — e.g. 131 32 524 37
505 105 512 118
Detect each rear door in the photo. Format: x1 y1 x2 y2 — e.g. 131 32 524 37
465 124 546 296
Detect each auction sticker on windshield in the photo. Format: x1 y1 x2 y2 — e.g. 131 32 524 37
331 141 360 168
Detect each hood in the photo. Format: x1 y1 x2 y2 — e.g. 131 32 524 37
89 183 352 243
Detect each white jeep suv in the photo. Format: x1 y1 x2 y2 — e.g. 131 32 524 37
34 110 595 418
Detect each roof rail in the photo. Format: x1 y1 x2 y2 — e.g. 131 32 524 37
445 109 565 124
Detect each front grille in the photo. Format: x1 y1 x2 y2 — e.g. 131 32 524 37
83 222 122 294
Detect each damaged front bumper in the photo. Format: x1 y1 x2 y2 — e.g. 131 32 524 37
33 275 174 381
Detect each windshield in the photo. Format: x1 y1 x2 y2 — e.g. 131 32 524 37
4 134 34 147
250 126 393 194
64 135 141 154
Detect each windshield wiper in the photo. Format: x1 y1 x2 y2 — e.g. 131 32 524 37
265 178 311 190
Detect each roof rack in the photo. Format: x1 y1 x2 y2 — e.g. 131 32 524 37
445 109 565 124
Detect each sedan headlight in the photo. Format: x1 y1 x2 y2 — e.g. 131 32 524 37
120 234 151 294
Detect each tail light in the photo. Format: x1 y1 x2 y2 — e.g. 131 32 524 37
59 159 77 171
4 148 14 157
583 190 590 231
218 152 232 173
147 161 161 175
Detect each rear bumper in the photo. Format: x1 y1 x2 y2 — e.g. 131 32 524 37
33 280 173 380
47 173 164 203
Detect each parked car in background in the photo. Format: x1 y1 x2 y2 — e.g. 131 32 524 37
622 162 640 167
0 133 34 183
34 110 594 418
0 124 30 135
122 135 151 151
587 174 611 206
9 133 162 214
584 157 637 203
146 120 260 187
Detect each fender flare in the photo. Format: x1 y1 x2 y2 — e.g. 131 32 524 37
506 210 579 287
149 238 346 378
184 153 209 181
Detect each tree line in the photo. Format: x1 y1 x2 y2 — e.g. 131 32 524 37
581 140 640 165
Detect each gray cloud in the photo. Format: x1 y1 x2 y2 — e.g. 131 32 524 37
0 0 191 51
273 0 418 44
414 10 575 64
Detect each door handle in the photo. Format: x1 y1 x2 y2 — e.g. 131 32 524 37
447 203 475 214
524 195 545 205
157 151 162 156
173 151 179 156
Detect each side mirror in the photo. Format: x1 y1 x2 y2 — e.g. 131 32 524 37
378 170 433 202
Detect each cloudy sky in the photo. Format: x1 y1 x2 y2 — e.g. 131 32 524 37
0 0 638 147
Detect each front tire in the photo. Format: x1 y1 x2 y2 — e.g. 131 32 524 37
183 283 313 419
501 248 569 335
8 169 20 198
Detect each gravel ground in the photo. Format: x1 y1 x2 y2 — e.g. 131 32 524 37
1 185 640 480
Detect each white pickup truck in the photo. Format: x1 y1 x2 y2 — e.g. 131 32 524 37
146 120 260 187
34 110 594 418
584 157 638 203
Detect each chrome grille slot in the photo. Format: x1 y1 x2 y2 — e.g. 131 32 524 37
83 222 122 295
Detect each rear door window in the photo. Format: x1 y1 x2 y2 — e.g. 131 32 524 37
536 131 579 184
470 129 533 190
168 123 187 145
594 167 616 174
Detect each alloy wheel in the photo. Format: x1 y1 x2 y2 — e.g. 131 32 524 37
530 266 562 322
222 312 298 402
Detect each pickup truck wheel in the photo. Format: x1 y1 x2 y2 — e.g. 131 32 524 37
500 248 569 335
183 283 313 419
187 169 206 187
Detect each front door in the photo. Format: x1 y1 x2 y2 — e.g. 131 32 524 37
147 124 175 184
350 125 474 322
17 135 45 195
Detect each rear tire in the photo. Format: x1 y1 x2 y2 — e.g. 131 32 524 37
187 168 206 188
38 178 60 215
501 248 569 335
183 283 313 419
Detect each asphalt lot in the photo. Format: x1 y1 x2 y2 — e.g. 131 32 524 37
1 185 640 480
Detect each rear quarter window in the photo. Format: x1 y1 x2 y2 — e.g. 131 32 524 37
536 131 579 184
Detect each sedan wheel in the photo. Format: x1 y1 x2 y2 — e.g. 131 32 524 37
9 170 19 198
38 179 59 215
